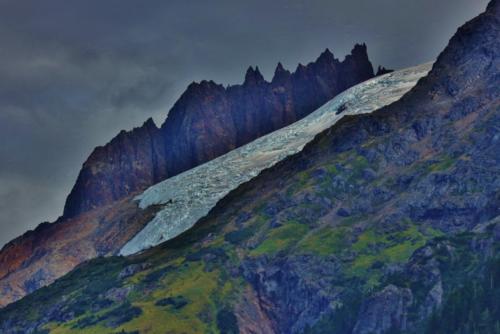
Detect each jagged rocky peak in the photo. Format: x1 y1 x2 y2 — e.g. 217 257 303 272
376 65 394 76
351 42 368 56
184 80 226 97
63 43 381 219
316 47 337 64
488 0 499 12
294 63 307 75
343 43 372 68
177 82 224 108
243 66 266 85
63 115 167 218
272 62 291 83
141 117 158 130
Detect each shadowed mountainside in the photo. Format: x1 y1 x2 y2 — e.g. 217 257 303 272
0 1 498 333
63 44 376 218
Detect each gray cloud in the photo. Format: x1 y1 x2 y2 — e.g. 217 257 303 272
0 0 489 247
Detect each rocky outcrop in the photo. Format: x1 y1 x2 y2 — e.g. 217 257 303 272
241 255 339 333
234 286 276 334
64 45 376 217
0 197 160 307
376 66 393 76
63 118 168 218
353 285 413 334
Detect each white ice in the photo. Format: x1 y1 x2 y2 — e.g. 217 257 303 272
120 63 433 256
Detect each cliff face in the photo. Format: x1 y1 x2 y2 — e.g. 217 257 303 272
0 196 160 307
63 119 168 219
0 1 497 333
64 45 375 217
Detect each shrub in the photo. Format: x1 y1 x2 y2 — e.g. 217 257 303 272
217 308 239 334
155 296 188 309
224 227 255 244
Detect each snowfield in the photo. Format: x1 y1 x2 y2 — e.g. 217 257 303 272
120 63 433 256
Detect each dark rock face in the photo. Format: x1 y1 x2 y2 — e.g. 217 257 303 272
353 285 413 334
241 255 340 333
376 66 394 76
63 45 376 217
64 118 167 217
0 197 160 307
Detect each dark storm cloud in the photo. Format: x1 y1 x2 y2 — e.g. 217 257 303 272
0 0 490 247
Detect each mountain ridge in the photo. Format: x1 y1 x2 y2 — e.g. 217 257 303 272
64 44 378 218
0 1 497 333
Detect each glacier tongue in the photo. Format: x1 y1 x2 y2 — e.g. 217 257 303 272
120 63 433 256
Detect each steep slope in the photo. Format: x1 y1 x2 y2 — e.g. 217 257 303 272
0 196 161 308
0 46 379 308
0 1 497 333
120 63 431 255
64 45 376 218
62 119 168 220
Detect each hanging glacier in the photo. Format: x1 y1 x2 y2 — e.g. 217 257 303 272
120 62 433 256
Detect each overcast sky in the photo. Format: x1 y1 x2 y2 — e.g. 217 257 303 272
0 0 490 248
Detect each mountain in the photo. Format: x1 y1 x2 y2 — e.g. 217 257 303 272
0 45 380 308
0 0 497 333
64 44 375 218
119 63 431 256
